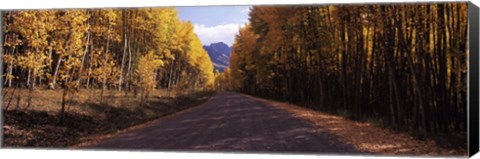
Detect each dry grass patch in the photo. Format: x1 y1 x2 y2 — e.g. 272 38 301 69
2 88 214 147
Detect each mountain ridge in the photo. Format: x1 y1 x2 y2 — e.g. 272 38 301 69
203 42 232 72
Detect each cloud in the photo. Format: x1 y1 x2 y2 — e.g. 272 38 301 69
193 23 246 46
241 8 250 13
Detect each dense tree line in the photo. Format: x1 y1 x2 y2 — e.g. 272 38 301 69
221 3 468 135
2 8 214 118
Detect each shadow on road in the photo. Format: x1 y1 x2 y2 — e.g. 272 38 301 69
88 92 362 155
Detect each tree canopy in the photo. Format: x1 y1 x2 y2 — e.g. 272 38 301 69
223 3 468 136
2 8 215 117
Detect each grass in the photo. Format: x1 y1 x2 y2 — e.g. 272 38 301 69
1 88 214 147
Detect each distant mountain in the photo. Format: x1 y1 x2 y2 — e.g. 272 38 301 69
203 42 232 72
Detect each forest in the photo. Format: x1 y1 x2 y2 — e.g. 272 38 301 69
218 3 468 146
1 8 215 116
1 8 216 146
0 3 470 152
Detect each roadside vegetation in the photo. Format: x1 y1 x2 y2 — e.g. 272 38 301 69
2 88 214 147
2 8 215 147
217 3 468 152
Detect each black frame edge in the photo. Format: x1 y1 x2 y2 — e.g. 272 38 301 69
468 1 480 157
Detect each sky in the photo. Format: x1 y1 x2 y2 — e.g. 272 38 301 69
177 6 251 46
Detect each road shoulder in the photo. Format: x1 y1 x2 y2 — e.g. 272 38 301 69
70 92 217 148
242 94 466 156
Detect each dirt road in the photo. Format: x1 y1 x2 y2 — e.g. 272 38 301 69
87 92 360 154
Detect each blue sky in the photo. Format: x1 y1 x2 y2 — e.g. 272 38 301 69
177 6 251 46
